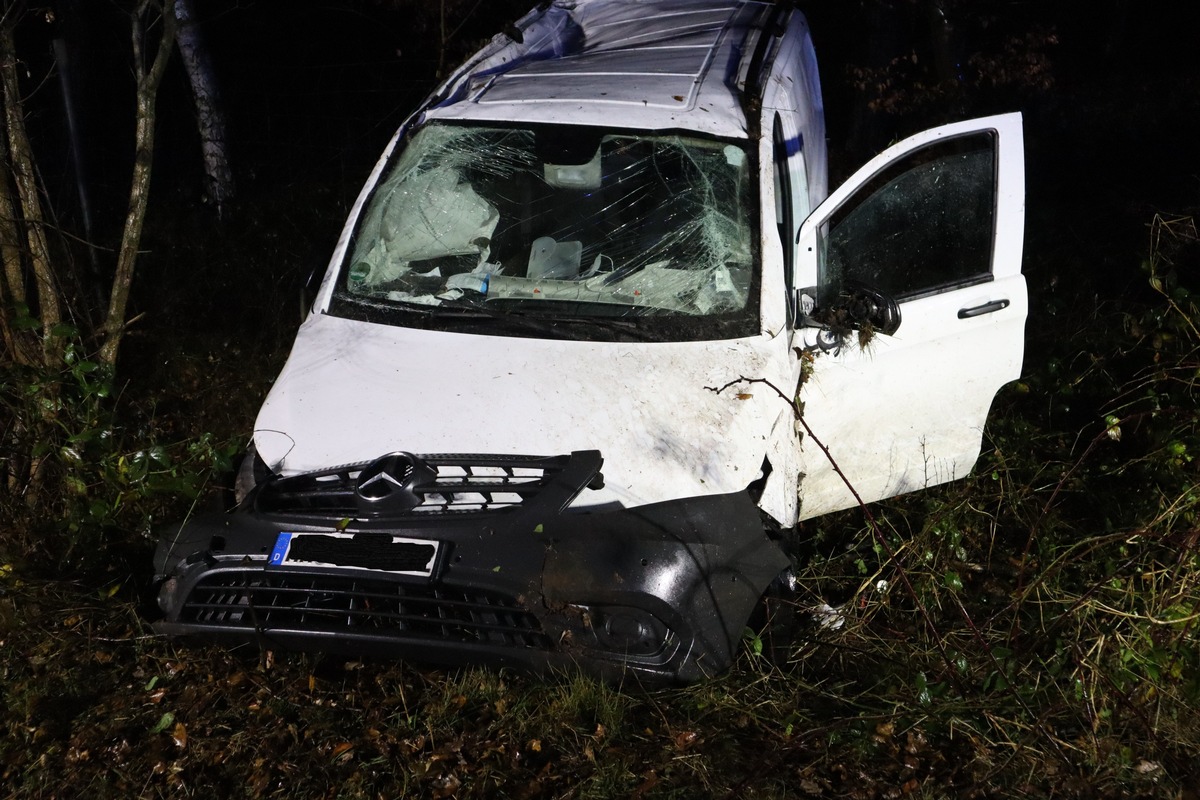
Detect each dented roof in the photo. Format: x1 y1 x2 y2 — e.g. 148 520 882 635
424 0 769 138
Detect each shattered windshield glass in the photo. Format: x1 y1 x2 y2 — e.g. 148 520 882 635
330 122 758 341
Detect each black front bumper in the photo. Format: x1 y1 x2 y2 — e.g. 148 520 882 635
153 450 789 684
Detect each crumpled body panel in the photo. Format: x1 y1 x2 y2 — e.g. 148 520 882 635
254 313 794 513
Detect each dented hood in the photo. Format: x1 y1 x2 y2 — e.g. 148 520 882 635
254 313 789 509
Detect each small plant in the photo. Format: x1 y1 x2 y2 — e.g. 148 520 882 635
0 323 238 569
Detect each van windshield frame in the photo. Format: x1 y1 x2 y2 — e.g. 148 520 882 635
329 121 761 342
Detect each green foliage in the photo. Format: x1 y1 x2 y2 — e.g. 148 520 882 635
0 326 238 568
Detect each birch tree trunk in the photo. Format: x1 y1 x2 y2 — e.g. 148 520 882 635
1 22 62 367
174 0 233 214
98 0 176 367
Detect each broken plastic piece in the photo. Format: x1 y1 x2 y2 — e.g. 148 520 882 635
528 237 583 280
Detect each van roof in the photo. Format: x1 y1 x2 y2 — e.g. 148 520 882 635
424 0 774 139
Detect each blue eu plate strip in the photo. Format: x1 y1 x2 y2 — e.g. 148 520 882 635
269 533 293 566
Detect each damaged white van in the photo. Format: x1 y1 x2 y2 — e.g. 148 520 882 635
153 0 1026 683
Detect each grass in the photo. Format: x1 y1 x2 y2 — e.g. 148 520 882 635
0 535 1193 798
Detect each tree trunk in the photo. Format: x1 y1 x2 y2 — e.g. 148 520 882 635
1 22 62 368
0 153 30 364
52 15 106 315
98 0 176 367
924 0 963 88
174 0 233 214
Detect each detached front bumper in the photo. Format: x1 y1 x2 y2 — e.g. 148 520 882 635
153 450 789 684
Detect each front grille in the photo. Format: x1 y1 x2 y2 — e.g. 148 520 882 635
179 569 552 650
253 451 603 518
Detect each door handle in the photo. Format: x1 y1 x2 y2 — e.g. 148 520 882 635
957 299 1010 319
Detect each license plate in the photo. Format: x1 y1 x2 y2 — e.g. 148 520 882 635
268 531 440 577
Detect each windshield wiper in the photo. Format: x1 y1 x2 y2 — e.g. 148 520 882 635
334 293 660 342
475 300 662 342
539 313 660 342
459 301 664 342
442 304 583 339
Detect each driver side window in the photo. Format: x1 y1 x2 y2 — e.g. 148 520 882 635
821 132 997 304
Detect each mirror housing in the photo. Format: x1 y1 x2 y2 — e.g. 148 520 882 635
842 281 901 336
807 281 901 340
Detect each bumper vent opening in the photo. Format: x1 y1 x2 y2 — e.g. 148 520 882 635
178 569 552 650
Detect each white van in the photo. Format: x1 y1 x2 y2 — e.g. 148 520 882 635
154 0 1026 683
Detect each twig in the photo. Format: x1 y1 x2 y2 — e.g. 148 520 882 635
706 375 969 697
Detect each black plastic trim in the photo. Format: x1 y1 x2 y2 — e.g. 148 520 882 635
153 456 789 685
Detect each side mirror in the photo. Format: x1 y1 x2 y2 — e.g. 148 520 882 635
841 281 901 336
808 281 901 340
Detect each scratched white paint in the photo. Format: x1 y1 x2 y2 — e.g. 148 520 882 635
254 314 794 511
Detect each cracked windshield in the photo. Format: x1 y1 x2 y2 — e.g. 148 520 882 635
333 122 757 340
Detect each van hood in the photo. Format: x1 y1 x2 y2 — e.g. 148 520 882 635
253 313 790 509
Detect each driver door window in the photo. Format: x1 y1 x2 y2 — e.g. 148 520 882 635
821 133 997 305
